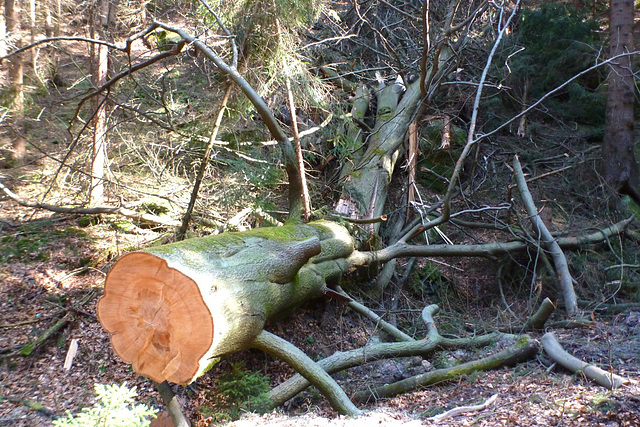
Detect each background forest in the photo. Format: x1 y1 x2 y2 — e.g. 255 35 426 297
1 0 640 426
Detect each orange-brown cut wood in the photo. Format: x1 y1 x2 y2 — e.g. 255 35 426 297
97 252 213 384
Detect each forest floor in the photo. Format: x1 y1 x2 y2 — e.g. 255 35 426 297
1 198 640 426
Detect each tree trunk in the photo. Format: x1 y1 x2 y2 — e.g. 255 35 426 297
601 0 639 203
335 49 452 231
5 0 26 164
97 221 354 385
0 1 6 58
90 0 113 206
90 43 108 205
336 77 418 229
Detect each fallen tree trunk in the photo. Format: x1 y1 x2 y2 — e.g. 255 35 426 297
98 215 632 386
97 220 354 385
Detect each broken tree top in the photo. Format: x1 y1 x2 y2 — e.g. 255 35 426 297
97 221 354 385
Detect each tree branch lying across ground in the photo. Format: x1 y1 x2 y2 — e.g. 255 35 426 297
267 304 512 408
0 177 180 227
542 332 630 389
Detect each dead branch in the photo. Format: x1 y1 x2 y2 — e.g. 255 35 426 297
153 21 305 220
0 23 161 63
542 332 629 389
251 330 361 416
351 336 538 403
177 83 232 240
348 217 633 266
513 155 578 316
523 297 556 330
0 395 55 417
0 37 119 63
267 304 509 408
319 66 357 92
472 50 640 145
336 287 414 342
71 41 186 130
404 0 522 242
154 381 190 427
286 77 311 222
0 178 180 227
427 393 498 423
16 313 72 357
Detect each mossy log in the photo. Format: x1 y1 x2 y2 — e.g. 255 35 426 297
97 221 354 385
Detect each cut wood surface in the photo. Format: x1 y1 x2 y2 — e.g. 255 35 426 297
98 221 354 385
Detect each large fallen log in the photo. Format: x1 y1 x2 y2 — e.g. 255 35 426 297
97 220 354 385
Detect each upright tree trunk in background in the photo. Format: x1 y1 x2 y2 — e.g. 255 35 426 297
29 0 35 71
0 2 6 58
5 0 26 164
90 0 112 206
601 0 639 203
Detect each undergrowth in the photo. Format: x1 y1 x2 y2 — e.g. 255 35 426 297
199 362 271 423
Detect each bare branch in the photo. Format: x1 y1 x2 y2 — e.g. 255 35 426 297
349 217 634 266
0 178 180 227
542 332 629 389
474 50 640 144
153 21 305 220
71 41 186 130
513 155 578 316
403 0 522 243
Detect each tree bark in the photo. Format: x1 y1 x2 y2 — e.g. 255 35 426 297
90 0 113 206
542 332 629 389
335 49 452 230
601 0 639 203
5 0 25 164
513 155 578 316
97 221 354 385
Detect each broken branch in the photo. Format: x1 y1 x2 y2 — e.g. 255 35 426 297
513 155 578 316
541 332 629 389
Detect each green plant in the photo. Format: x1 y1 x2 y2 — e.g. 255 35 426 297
200 362 271 422
52 383 157 427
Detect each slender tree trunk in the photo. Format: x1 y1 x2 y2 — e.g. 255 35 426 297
28 0 36 71
286 78 311 222
601 0 639 203
0 1 6 58
5 0 25 164
177 84 233 240
90 43 108 206
90 0 113 206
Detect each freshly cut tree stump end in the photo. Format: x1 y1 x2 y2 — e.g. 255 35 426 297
98 252 214 385
98 221 356 385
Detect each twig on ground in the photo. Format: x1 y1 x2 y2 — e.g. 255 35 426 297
427 393 498 423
